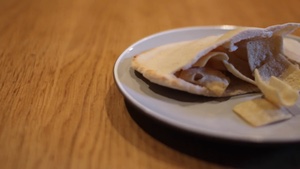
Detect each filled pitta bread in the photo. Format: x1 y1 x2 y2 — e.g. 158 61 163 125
132 23 300 97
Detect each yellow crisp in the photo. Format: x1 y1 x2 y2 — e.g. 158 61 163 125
233 98 292 127
254 69 299 107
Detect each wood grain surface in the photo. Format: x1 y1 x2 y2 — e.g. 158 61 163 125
1 0 300 168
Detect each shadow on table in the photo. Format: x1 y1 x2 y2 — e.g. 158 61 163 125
124 99 300 169
107 80 300 169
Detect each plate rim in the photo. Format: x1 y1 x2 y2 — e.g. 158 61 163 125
113 25 300 144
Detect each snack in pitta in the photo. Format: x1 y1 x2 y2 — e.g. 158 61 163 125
131 23 300 97
254 69 299 107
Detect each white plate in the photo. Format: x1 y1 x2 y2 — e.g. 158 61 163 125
113 26 300 143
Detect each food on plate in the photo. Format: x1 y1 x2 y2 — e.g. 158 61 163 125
131 23 300 97
131 23 300 127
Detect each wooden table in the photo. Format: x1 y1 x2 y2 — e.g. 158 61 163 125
1 0 300 168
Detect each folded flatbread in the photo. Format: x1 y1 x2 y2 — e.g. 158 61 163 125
132 23 300 97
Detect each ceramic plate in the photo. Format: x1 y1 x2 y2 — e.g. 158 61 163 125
113 26 300 143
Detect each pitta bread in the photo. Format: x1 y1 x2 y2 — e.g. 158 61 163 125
132 23 300 97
